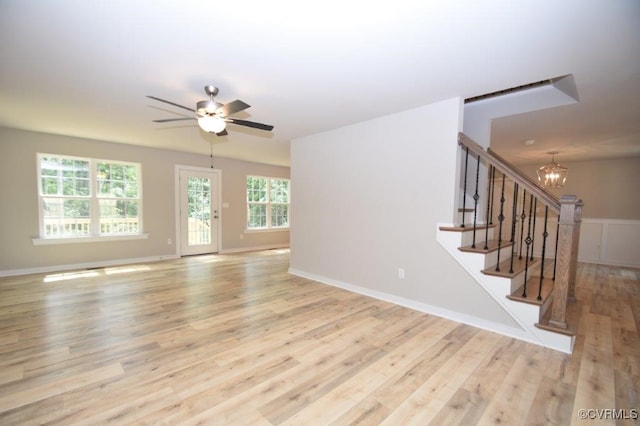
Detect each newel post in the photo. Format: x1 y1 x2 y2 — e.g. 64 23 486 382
550 195 583 329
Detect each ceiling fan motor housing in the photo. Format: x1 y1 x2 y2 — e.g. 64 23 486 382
204 85 219 97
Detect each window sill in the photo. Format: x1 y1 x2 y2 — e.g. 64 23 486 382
245 228 290 234
32 233 149 246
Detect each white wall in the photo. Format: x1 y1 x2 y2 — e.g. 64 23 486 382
519 156 640 267
519 156 640 220
290 98 522 331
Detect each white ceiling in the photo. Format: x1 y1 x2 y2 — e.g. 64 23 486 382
1 0 639 167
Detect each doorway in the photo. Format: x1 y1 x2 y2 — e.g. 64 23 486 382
176 166 221 256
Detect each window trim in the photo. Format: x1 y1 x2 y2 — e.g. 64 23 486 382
35 153 144 244
246 175 290 231
32 233 149 245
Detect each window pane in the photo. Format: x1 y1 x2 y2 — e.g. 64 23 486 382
76 178 90 196
42 177 59 195
99 199 139 234
41 157 91 197
271 204 289 228
75 160 89 179
98 180 111 195
41 156 59 176
187 177 211 245
112 181 125 197
270 179 290 203
62 159 75 178
247 177 267 202
247 203 267 228
97 161 138 198
42 197 91 237
62 177 75 195
125 181 138 198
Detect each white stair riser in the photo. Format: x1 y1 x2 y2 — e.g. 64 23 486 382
483 246 514 269
459 226 495 246
437 224 575 353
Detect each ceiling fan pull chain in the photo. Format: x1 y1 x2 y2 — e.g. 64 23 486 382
210 134 214 169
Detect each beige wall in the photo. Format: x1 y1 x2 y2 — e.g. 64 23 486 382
519 156 640 220
0 127 289 274
290 98 522 331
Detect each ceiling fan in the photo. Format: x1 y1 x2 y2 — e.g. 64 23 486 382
147 85 274 136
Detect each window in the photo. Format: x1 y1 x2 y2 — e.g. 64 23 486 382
246 176 290 230
38 154 142 239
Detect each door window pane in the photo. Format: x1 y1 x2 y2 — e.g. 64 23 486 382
187 176 211 245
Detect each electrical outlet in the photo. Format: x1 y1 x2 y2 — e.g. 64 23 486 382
398 268 405 279
167 238 172 245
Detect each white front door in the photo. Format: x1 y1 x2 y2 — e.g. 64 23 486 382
178 168 220 256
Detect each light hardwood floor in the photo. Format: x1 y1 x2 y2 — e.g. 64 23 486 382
0 249 638 425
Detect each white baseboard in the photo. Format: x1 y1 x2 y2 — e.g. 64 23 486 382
0 254 180 278
287 267 535 345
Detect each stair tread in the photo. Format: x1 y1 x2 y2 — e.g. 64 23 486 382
459 239 512 253
507 276 554 306
482 256 539 278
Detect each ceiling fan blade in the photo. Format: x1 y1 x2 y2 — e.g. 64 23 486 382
216 129 228 136
220 99 250 117
153 117 195 123
147 96 195 113
227 118 274 131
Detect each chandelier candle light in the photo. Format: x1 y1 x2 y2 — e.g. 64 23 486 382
537 151 568 188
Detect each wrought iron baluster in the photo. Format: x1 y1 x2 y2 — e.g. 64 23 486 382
509 182 519 274
522 194 534 298
510 182 518 243
471 154 480 248
538 206 549 301
518 190 527 260
461 146 469 227
495 173 506 272
530 198 537 261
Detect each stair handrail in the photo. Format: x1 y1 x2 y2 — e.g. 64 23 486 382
458 132 561 214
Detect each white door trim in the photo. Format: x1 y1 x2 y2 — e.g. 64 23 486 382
174 165 222 256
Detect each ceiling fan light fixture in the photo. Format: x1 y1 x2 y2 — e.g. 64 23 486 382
198 115 226 133
537 152 568 188
196 99 222 115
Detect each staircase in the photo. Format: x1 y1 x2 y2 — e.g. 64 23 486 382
436 134 582 353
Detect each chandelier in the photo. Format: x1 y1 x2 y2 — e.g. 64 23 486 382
537 152 568 188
